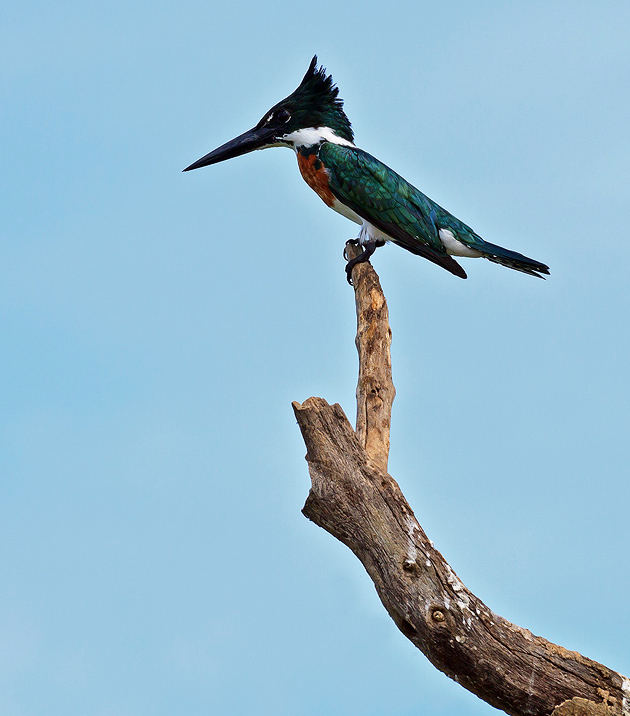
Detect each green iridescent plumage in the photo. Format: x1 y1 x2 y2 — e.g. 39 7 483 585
318 142 549 279
264 56 354 144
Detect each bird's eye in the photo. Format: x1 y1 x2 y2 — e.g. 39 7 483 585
275 108 291 124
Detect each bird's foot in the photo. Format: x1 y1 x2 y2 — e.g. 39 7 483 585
344 240 377 285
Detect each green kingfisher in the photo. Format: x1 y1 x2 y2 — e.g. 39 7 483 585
184 57 549 283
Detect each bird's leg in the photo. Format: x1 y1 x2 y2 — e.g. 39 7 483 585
344 238 382 285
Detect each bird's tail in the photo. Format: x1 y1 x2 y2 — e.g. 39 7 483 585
480 241 550 278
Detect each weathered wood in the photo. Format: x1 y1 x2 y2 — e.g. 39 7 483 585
345 241 395 473
294 253 629 716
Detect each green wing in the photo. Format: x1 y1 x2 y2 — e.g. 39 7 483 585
319 143 550 279
319 142 478 278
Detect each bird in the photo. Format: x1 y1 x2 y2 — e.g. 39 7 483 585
183 56 549 284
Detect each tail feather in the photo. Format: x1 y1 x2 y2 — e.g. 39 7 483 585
480 241 550 279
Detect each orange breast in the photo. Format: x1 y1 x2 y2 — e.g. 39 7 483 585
297 153 335 207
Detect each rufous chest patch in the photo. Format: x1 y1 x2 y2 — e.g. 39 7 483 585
297 152 335 207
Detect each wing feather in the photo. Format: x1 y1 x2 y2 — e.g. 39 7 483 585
319 143 468 278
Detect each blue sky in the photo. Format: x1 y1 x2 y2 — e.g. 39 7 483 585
2 1 629 714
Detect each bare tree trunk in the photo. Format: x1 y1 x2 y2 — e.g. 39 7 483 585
292 245 630 716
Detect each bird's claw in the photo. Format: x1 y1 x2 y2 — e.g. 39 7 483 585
344 239 379 286
344 239 361 285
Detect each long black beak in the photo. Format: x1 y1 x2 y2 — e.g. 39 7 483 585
182 125 276 172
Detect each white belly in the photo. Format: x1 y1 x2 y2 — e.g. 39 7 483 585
330 200 481 258
331 198 363 225
358 220 391 246
331 199 394 247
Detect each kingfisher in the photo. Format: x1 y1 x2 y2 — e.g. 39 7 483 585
184 57 549 283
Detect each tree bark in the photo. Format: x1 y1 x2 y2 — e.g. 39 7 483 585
293 246 630 716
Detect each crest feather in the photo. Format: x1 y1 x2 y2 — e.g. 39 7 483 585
274 56 354 143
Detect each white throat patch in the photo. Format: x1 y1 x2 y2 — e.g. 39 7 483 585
282 126 355 149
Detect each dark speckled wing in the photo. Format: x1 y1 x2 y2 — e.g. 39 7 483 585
318 142 468 278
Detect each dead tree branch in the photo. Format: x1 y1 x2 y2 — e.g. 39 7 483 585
292 247 629 716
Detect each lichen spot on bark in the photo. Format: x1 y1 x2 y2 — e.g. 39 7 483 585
297 153 335 207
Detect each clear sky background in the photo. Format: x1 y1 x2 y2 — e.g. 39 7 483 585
2 2 629 715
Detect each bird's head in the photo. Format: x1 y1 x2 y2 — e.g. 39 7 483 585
183 56 353 172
